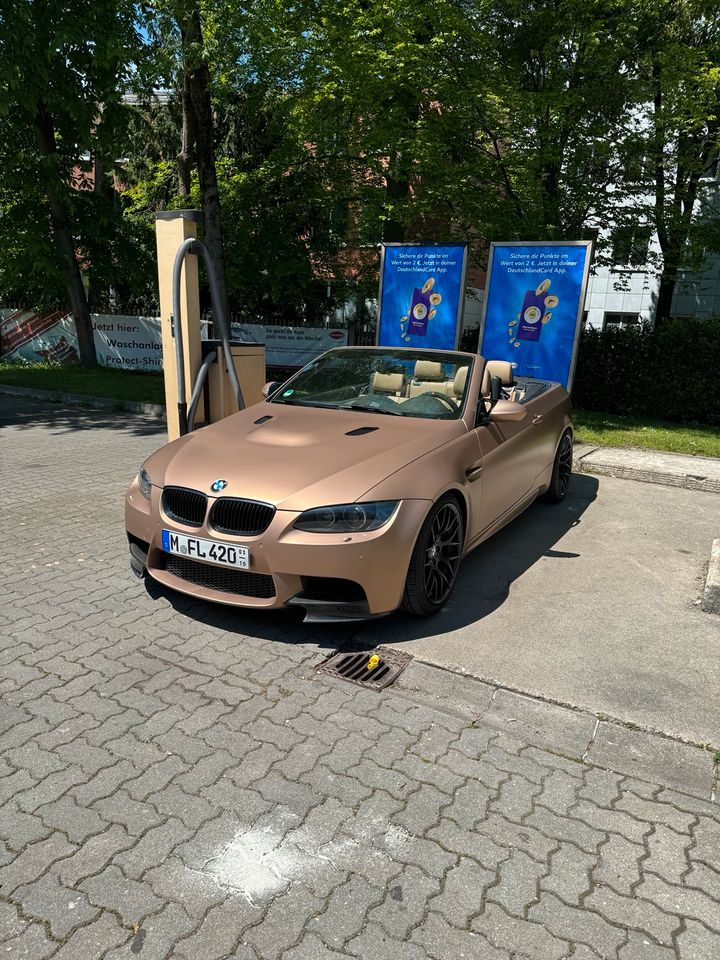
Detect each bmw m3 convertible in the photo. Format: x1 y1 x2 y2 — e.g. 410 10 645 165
125 347 573 621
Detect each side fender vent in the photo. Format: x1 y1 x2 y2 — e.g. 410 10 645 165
345 426 379 436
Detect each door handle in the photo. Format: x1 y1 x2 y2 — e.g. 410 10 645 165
465 464 483 482
532 415 544 424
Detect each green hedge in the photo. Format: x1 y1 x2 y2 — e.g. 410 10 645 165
572 318 720 426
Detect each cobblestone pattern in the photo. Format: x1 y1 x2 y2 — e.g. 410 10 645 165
2 398 720 959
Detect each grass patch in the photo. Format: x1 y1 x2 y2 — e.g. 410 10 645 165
573 408 720 458
0 361 165 406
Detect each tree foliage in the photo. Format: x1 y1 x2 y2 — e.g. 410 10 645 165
1 0 720 332
0 0 153 363
636 0 720 319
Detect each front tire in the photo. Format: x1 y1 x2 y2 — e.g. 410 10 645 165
402 495 464 616
544 430 573 503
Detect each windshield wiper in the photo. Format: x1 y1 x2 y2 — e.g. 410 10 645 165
271 398 307 406
341 401 405 417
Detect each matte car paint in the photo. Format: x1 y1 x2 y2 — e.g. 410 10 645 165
125 348 571 616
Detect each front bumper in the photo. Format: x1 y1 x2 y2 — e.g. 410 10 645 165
125 479 431 618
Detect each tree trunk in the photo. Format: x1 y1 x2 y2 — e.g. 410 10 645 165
34 102 97 367
181 6 230 327
655 264 677 325
177 72 193 196
382 88 419 244
382 168 410 243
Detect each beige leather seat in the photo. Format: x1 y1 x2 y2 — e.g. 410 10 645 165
453 366 469 399
371 371 405 396
481 360 514 398
408 360 454 398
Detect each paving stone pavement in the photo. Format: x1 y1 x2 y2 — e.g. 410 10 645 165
2 396 720 960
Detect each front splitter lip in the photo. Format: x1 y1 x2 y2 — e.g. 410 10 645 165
139 558 389 621
285 594 391 623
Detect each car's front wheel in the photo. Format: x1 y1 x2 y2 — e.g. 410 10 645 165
402 495 464 616
543 429 573 503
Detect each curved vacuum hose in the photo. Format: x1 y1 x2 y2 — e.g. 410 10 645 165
186 349 216 433
171 238 245 435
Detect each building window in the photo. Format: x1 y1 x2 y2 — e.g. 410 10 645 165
603 312 640 331
611 225 651 267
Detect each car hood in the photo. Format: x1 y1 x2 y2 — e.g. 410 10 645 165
146 403 466 510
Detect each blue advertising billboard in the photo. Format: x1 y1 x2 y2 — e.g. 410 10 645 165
478 241 592 389
377 243 468 350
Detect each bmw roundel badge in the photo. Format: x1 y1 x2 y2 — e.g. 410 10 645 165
211 479 228 492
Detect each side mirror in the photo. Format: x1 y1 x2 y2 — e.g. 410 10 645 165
262 381 279 398
488 399 527 423
489 375 502 406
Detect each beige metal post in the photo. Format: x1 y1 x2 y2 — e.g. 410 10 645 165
155 210 203 441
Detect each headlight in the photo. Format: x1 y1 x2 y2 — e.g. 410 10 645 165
293 501 399 533
137 467 152 500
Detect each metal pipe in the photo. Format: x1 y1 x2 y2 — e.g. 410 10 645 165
171 238 245 436
190 240 244 413
171 237 198 436
186 349 216 432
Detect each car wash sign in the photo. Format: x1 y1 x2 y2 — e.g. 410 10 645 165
0 310 163 369
377 243 468 351
479 241 592 390
0 309 348 371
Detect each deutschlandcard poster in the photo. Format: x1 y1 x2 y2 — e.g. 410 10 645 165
478 241 592 390
377 244 468 351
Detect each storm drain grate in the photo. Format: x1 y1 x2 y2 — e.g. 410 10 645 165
317 647 412 690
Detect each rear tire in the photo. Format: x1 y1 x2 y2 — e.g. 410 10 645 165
402 495 464 616
543 430 573 503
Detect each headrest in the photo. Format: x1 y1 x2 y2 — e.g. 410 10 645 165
453 366 469 396
486 360 514 386
414 360 445 381
372 371 404 394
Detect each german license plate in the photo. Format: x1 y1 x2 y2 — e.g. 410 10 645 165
161 530 250 569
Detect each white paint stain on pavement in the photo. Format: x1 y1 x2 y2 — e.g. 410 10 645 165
208 826 299 902
205 819 390 905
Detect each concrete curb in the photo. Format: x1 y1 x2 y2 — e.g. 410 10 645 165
574 444 720 495
394 658 718 800
0 383 166 419
703 539 720 614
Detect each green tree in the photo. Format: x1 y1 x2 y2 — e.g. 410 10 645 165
141 0 240 323
636 0 720 321
0 0 143 365
277 0 644 278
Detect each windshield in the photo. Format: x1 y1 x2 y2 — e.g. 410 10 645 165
269 348 474 420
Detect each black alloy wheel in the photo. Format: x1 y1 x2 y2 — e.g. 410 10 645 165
403 496 464 616
544 430 573 502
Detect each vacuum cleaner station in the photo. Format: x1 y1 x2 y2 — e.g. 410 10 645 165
155 209 266 441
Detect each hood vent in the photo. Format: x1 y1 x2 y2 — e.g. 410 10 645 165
345 426 379 436
254 415 273 425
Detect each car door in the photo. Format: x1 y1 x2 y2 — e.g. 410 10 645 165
470 408 538 539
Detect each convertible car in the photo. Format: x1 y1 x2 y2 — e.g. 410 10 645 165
125 347 572 621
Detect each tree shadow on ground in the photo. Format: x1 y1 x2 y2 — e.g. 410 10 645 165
0 395 166 438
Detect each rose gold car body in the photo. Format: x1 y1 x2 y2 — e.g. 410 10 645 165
125 348 572 620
